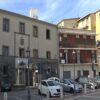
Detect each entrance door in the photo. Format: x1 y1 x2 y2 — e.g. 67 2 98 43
63 71 71 79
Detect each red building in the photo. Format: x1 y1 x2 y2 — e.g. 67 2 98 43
58 28 97 79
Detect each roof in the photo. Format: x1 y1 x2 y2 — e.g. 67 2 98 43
0 9 57 27
77 13 92 22
77 9 100 22
57 18 80 25
94 9 100 14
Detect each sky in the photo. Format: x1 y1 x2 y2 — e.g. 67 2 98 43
0 0 100 24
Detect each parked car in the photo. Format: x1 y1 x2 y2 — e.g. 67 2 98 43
61 79 83 93
38 80 61 97
0 79 12 92
94 76 100 88
77 76 97 89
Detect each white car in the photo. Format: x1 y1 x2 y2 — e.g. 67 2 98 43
38 80 61 97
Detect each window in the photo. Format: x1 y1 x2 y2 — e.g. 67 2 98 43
2 46 9 56
46 51 51 59
3 18 10 32
46 29 50 40
33 26 38 37
33 49 38 58
3 65 8 75
77 70 81 77
19 22 25 34
20 38 24 45
19 48 25 57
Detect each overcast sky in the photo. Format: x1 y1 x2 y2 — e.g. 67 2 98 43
0 0 100 24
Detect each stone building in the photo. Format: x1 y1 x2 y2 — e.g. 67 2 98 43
0 9 59 86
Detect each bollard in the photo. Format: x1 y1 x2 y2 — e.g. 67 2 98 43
47 89 50 100
60 86 63 99
92 83 95 92
4 92 8 100
84 84 87 94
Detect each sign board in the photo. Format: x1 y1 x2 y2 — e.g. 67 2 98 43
61 59 65 64
15 58 28 68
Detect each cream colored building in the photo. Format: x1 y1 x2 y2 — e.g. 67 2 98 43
77 13 95 31
77 10 100 74
0 9 59 86
58 18 80 28
77 10 100 42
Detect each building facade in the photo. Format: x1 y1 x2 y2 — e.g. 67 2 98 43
77 10 100 42
58 18 80 29
58 28 97 79
0 9 59 86
77 10 100 73
77 13 95 31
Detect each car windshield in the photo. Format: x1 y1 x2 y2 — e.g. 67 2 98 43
47 81 57 86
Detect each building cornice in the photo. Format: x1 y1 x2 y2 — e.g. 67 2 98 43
59 48 97 50
0 9 57 27
59 63 98 66
57 18 80 25
58 28 95 35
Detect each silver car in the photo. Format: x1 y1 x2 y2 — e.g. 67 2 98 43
61 79 83 93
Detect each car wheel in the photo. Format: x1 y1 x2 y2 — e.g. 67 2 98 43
70 88 74 93
49 92 52 98
38 89 41 95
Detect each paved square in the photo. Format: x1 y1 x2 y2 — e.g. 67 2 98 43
65 91 100 100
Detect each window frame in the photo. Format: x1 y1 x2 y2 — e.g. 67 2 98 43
19 48 25 57
3 18 10 32
33 49 38 58
46 51 51 59
46 29 51 40
2 45 9 56
19 22 25 34
33 25 38 37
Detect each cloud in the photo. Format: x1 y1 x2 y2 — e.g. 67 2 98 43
39 0 63 22
0 0 100 23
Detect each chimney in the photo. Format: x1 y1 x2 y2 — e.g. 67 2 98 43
29 8 38 19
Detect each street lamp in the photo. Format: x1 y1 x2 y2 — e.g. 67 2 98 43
26 48 31 100
72 50 76 94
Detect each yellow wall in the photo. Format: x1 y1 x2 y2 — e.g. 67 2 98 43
58 21 64 27
96 11 100 41
78 15 93 30
58 18 79 28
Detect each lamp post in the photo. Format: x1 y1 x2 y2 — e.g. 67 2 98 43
26 48 31 100
61 59 65 79
92 59 95 92
60 59 65 99
72 50 75 94
92 60 95 78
